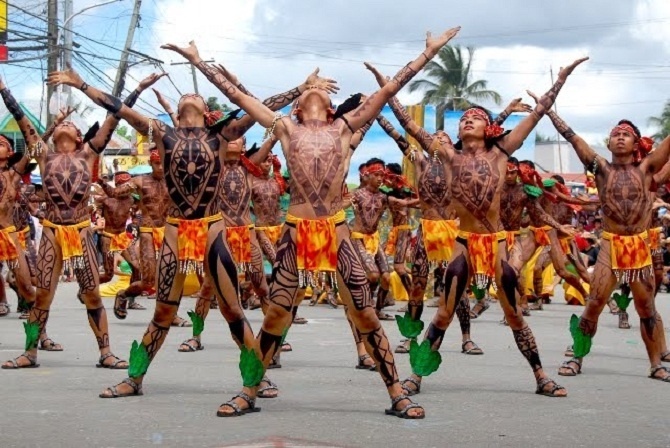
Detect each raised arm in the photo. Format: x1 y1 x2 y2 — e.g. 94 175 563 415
215 64 336 141
365 63 435 153
152 88 179 127
162 42 292 132
97 177 140 199
349 117 375 151
500 57 588 154
343 27 461 132
494 98 532 126
42 106 74 141
643 136 670 175
527 90 602 172
528 199 574 235
47 68 157 137
247 135 279 165
0 77 46 163
87 73 167 154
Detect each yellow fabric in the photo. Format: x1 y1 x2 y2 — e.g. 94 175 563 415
140 226 165 257
559 236 573 256
385 224 411 256
351 230 380 255
564 280 589 306
649 226 662 253
506 230 520 249
18 226 29 250
530 225 552 247
421 219 458 262
0 225 18 268
602 230 652 282
389 271 410 301
166 213 222 274
285 210 345 275
101 272 200 297
42 219 89 268
103 230 134 253
255 225 283 246
458 230 506 289
520 246 556 297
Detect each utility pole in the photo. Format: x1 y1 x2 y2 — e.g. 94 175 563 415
112 0 142 98
46 0 58 126
61 0 73 98
550 66 564 174
170 59 214 95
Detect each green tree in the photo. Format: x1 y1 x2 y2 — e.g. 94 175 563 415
535 132 553 143
648 100 670 142
408 45 502 130
116 125 129 139
206 96 231 113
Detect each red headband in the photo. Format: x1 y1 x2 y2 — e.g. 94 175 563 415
462 108 505 140
0 135 13 154
462 108 490 124
610 123 638 139
507 162 518 173
518 164 543 189
149 150 160 163
362 163 385 176
114 172 131 184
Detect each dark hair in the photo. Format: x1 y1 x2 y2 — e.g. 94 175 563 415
386 163 402 175
358 163 367 172
552 174 566 185
365 157 385 167
508 157 519 166
616 119 641 139
333 93 363 121
519 160 535 169
453 106 508 151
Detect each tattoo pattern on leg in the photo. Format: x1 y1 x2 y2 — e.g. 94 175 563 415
36 234 56 290
512 325 542 372
142 321 170 362
361 325 399 387
268 230 299 312
337 239 373 311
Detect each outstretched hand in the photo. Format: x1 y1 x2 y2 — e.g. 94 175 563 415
161 40 201 62
151 88 172 109
559 224 578 238
525 90 541 105
55 106 75 124
214 64 239 85
507 98 532 114
47 66 84 88
557 57 589 81
138 73 167 91
305 68 339 94
364 62 389 87
425 26 461 55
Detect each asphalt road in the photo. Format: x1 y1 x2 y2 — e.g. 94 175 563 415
1 282 669 448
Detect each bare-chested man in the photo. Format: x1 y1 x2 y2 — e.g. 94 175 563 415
96 171 140 314
370 76 530 355
500 158 576 316
177 135 275 358
1 74 129 369
49 61 337 398
377 58 588 398
162 27 464 417
539 106 670 382
97 150 188 327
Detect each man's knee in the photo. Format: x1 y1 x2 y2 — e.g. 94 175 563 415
348 306 377 333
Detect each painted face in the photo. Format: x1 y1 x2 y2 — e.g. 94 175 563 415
458 108 489 140
505 164 518 185
607 124 637 157
259 154 273 174
150 159 163 179
177 93 207 115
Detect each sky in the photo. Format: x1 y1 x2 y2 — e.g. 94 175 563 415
3 0 670 182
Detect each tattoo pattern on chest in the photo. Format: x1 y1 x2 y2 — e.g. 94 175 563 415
451 154 498 221
601 168 649 226
163 127 219 218
287 125 344 216
500 184 527 229
219 163 251 218
353 189 387 231
44 153 91 210
418 158 449 208
252 178 281 223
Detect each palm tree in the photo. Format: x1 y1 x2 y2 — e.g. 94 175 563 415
408 45 502 130
648 100 670 142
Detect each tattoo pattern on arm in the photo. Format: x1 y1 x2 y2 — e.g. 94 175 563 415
387 96 434 151
494 109 510 127
376 115 410 152
391 65 418 90
533 79 565 118
547 111 576 140
0 88 25 120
